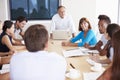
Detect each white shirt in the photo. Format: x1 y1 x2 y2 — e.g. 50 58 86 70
10 51 67 80
50 14 76 33
100 34 108 49
14 29 23 40
109 47 114 61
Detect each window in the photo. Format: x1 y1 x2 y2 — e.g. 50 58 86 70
9 0 60 20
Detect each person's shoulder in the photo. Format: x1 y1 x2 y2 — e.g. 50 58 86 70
88 29 94 33
52 14 59 19
49 52 66 61
11 51 28 60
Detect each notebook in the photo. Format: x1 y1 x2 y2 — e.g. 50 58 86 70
52 30 71 40
63 48 88 57
83 72 103 80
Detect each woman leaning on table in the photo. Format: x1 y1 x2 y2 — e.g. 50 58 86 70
0 20 24 70
97 29 120 80
62 17 97 47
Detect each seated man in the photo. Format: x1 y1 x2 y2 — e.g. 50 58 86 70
85 15 111 56
14 16 28 40
50 6 76 39
10 24 67 80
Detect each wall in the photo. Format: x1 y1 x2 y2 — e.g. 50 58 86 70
62 0 96 32
0 0 96 33
118 0 120 24
0 0 119 35
96 0 118 23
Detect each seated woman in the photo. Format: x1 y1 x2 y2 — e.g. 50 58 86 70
62 17 97 47
0 20 24 68
90 24 120 64
0 20 23 53
97 27 120 80
0 20 16 53
0 20 25 80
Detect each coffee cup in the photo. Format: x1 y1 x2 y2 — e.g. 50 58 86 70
93 63 102 71
69 69 80 79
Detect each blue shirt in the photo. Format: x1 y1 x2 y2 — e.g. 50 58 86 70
70 29 97 47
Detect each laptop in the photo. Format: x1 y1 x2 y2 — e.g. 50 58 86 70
52 30 71 40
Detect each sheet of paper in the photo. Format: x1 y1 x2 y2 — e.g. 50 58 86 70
83 72 103 80
0 64 10 74
79 47 99 54
63 49 88 57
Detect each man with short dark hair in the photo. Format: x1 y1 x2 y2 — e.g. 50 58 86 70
14 16 28 40
86 15 111 55
10 24 67 80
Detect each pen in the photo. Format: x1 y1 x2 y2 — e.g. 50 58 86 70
70 63 75 69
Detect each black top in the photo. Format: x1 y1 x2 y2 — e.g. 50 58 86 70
0 32 12 52
106 40 112 58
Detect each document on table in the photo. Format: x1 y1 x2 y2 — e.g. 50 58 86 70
63 48 88 57
0 64 10 74
83 72 103 80
79 47 99 54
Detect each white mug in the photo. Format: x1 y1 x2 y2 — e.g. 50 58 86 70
69 69 80 79
93 63 102 71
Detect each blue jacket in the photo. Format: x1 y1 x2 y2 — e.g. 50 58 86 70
70 29 97 47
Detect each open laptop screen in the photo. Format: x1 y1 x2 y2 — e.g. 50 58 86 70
52 30 71 40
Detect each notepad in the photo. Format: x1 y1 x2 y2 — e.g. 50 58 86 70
63 48 88 57
83 72 103 80
0 64 10 74
79 47 99 54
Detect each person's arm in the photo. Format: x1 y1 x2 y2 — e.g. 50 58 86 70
62 32 82 47
98 59 111 64
50 16 55 39
0 52 9 57
0 72 10 80
99 41 111 56
70 31 82 43
19 28 24 37
0 55 11 64
72 33 75 38
89 54 111 64
88 40 103 50
61 40 78 47
12 38 24 46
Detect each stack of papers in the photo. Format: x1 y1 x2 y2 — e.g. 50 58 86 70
79 47 99 54
0 64 10 74
63 48 88 57
83 72 103 80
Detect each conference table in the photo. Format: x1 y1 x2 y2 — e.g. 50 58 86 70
47 40 108 80
4 39 108 80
